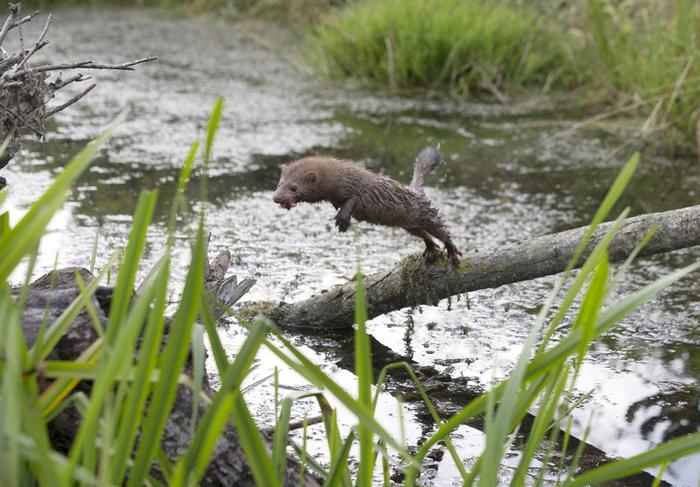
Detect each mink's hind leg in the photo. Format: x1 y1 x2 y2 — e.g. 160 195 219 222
426 225 462 264
407 229 441 264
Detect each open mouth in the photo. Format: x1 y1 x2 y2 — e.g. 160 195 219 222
280 201 296 210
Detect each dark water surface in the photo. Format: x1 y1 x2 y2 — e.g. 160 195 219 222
3 7 700 485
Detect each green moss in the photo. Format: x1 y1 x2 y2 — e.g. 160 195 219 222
238 300 279 322
398 253 433 306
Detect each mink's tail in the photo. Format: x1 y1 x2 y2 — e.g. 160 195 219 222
409 145 441 192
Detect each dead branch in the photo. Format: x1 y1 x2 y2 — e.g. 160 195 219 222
43 83 96 118
0 3 20 48
250 205 700 332
0 3 156 171
11 13 51 73
8 56 157 78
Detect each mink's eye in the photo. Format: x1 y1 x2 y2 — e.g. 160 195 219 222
290 184 298 192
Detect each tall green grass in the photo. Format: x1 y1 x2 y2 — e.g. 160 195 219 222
1 104 700 486
308 0 581 96
585 0 700 141
308 0 700 150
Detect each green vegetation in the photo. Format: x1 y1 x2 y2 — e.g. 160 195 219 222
24 0 342 20
308 0 580 96
15 0 700 150
2 101 700 485
584 0 700 143
308 0 700 150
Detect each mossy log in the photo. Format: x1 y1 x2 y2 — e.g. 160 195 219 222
17 249 316 486
254 204 700 331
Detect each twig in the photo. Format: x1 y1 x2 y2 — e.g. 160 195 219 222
9 10 39 30
9 56 157 79
0 100 43 135
44 83 97 118
50 73 91 91
16 5 25 55
12 13 51 73
0 3 19 50
0 53 21 71
262 415 324 435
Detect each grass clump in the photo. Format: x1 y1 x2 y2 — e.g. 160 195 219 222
584 0 700 143
308 0 581 97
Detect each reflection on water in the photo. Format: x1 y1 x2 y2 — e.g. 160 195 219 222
1 7 699 485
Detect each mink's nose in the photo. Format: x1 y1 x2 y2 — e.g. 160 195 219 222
272 193 283 204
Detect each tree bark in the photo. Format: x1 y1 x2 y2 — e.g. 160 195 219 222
256 205 700 332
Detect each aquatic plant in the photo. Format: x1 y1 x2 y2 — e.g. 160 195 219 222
1 101 700 486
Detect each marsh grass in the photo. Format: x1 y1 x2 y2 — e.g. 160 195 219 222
1 103 700 486
307 0 580 98
584 0 700 141
308 0 700 149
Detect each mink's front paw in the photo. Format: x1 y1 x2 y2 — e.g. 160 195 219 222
335 213 350 232
423 247 440 265
447 247 463 265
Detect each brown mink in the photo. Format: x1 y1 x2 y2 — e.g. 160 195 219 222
272 147 462 264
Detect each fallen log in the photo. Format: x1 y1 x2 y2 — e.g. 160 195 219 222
251 204 700 331
17 247 316 486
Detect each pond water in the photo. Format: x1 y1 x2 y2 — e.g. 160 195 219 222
2 7 699 486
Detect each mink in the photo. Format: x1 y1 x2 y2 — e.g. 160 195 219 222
272 147 462 264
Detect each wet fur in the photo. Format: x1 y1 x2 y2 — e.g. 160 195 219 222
273 149 461 264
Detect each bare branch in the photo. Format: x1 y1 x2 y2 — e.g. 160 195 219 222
12 13 51 72
44 83 97 118
262 415 324 435
9 56 157 78
8 10 39 32
50 73 91 91
16 6 25 54
0 3 20 49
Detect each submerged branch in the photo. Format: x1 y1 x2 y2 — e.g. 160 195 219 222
254 205 700 331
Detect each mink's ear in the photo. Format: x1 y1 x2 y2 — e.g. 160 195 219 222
303 171 318 184
280 164 288 174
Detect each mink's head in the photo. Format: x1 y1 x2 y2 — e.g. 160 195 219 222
272 158 323 210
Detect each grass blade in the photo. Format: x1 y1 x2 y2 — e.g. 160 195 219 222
173 321 270 486
567 433 700 486
232 393 281 487
126 221 206 487
0 113 125 283
354 265 374 487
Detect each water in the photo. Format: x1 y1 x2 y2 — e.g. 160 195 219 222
2 7 699 485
